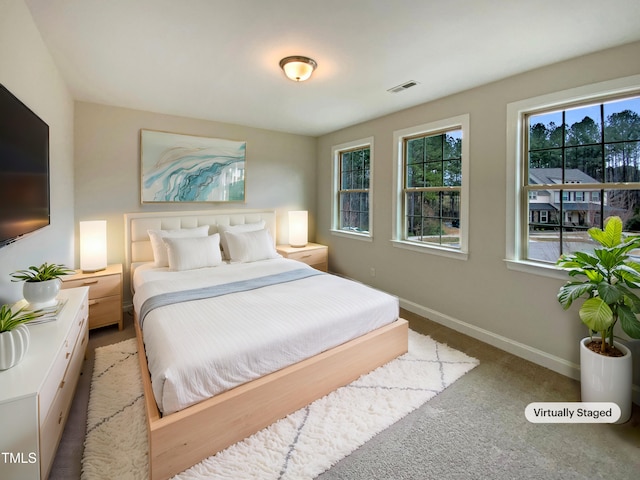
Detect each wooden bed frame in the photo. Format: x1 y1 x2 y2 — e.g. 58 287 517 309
124 210 409 480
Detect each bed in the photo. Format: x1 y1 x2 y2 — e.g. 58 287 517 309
124 209 409 480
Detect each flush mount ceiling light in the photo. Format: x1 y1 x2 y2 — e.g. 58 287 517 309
279 56 317 82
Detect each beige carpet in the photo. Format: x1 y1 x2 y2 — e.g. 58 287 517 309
81 330 478 479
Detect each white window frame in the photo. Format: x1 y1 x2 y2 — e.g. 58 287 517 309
392 114 470 260
331 137 374 241
505 74 640 278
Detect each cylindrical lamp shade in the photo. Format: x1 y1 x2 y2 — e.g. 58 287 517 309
80 220 107 272
289 211 308 247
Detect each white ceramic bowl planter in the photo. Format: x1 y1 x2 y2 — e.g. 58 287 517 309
0 323 30 370
23 278 61 309
580 338 632 424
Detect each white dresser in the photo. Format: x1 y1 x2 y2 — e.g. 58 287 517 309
0 287 89 480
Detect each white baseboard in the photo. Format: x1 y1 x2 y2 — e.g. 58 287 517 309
399 297 640 406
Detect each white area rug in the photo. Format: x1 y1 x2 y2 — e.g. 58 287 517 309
81 331 478 480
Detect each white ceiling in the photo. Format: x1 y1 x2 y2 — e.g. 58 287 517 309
25 0 640 136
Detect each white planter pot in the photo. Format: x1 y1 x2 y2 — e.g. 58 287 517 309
0 324 30 370
23 278 61 308
580 337 632 424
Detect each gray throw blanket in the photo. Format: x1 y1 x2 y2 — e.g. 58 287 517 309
138 267 323 327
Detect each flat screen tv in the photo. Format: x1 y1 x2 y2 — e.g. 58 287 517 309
0 84 50 248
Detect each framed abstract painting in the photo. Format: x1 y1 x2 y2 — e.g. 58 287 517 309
140 129 246 203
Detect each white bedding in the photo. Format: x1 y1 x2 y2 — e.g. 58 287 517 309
133 258 399 415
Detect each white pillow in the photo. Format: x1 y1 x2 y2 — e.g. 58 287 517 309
163 234 223 271
224 229 280 263
218 221 266 259
147 225 210 267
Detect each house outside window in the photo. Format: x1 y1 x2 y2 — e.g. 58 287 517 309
331 138 373 240
507 77 640 274
392 115 469 259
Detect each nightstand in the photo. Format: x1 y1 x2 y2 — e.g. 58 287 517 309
61 263 123 330
276 243 328 272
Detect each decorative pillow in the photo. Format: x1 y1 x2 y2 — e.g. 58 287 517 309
147 225 210 267
218 221 266 259
163 234 222 271
224 229 280 263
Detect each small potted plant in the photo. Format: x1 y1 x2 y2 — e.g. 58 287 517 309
0 304 43 370
10 262 74 308
556 216 640 423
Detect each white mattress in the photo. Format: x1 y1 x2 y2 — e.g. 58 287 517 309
133 258 399 415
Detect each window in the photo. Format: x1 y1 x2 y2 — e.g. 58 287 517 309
331 138 373 239
507 75 640 274
393 115 469 258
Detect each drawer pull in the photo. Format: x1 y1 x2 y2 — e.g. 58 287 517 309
59 380 65 389
58 412 63 424
66 352 71 359
83 280 99 285
301 254 312 259
88 300 99 306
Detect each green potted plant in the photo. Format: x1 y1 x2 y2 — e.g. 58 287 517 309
0 304 43 370
10 262 74 308
556 216 640 423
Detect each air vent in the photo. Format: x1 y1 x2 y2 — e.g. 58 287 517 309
387 80 419 93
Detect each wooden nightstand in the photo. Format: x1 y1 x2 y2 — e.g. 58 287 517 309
61 263 123 330
276 243 328 272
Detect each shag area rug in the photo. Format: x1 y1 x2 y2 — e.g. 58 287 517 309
81 331 478 480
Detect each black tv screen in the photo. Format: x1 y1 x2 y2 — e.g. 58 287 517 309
0 84 50 248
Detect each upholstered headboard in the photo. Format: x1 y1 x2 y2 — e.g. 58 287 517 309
124 209 277 279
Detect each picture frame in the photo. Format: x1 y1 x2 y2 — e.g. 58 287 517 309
140 129 246 203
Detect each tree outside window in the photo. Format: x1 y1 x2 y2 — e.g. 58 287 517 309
525 95 640 263
404 129 462 248
336 144 371 235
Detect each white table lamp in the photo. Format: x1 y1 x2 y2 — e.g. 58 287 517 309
288 211 308 247
80 220 107 272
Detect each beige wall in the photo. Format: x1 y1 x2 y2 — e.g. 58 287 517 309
316 41 640 394
74 102 317 300
0 0 75 303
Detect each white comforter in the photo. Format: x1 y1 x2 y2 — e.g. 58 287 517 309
133 258 399 415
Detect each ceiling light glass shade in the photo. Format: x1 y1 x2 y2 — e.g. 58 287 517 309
279 56 317 82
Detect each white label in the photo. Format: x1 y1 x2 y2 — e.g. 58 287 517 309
525 402 621 423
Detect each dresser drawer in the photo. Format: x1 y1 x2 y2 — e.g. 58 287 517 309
88 295 121 329
39 325 87 478
286 247 326 266
38 311 86 424
63 273 120 299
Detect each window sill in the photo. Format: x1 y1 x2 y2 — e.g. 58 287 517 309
391 240 468 260
504 259 569 280
330 229 373 242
